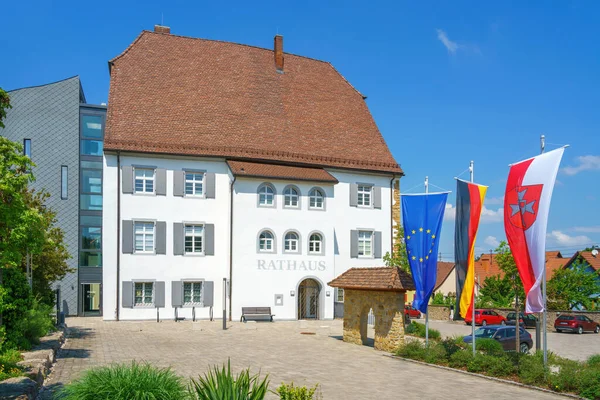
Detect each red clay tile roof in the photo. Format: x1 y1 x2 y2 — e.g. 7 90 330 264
227 160 337 183
564 251 600 272
105 30 402 174
328 267 415 291
475 250 566 284
434 262 455 291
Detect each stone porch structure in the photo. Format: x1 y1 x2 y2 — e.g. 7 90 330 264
329 267 415 352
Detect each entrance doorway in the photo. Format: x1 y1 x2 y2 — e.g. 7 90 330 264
298 278 320 319
82 283 101 316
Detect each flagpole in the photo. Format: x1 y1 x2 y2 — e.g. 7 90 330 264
541 135 548 367
470 161 476 356
425 176 429 348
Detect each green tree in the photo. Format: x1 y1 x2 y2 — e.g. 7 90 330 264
547 260 599 310
476 241 525 308
0 88 12 129
383 226 411 275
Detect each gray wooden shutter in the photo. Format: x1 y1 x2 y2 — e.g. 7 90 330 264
205 172 216 199
122 166 133 194
173 171 185 197
156 169 167 196
156 221 166 254
350 230 359 258
171 281 183 307
203 281 214 307
204 224 215 255
374 231 382 258
373 186 382 209
349 184 358 207
173 223 184 255
122 220 133 254
155 281 165 307
121 281 133 308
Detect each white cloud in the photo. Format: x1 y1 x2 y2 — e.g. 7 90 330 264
485 196 504 205
436 29 460 54
484 236 500 247
547 230 593 247
561 155 600 176
443 204 503 224
572 226 600 233
444 203 456 221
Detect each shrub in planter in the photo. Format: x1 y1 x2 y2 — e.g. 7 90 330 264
404 322 441 340
189 360 269 400
58 362 187 400
276 383 320 400
587 354 600 368
548 359 581 393
395 340 426 361
474 338 503 356
439 337 462 357
518 353 548 386
0 349 24 381
423 343 448 365
449 350 474 369
577 365 600 400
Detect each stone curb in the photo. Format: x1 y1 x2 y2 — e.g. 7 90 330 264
383 354 583 399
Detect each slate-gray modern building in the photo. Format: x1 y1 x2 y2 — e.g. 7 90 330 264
1 76 106 316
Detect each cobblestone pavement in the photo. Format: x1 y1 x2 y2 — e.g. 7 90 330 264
40 317 565 399
426 319 600 361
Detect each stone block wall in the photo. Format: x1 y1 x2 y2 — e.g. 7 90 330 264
342 289 406 352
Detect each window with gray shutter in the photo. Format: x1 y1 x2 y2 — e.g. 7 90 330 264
172 281 183 307
155 281 165 308
156 221 166 254
122 220 133 254
205 172 216 199
373 186 382 209
374 231 382 258
203 281 214 307
205 224 215 256
122 281 133 308
350 230 359 258
156 169 167 195
173 223 184 255
122 166 134 194
173 171 185 197
349 183 358 207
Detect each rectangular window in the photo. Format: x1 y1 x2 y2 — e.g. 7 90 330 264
184 225 204 254
358 231 373 257
81 140 103 156
61 166 68 199
80 194 102 210
357 185 372 207
81 115 104 139
82 169 102 194
185 172 204 196
80 215 102 226
81 227 102 250
23 139 31 158
134 168 155 194
80 160 103 169
134 222 155 253
80 251 102 267
336 288 345 303
183 281 203 305
134 282 154 306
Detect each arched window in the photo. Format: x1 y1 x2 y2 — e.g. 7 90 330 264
284 231 299 252
283 186 300 208
258 184 275 207
309 187 324 209
259 230 274 252
309 233 323 254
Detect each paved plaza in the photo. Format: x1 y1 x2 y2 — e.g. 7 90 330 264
40 317 565 399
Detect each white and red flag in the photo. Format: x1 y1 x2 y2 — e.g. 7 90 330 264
503 147 565 313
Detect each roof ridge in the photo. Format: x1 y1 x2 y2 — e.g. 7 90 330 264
7 75 80 93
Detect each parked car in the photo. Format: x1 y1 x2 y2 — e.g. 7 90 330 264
464 309 506 326
554 315 600 334
506 312 538 329
463 325 532 353
404 306 421 319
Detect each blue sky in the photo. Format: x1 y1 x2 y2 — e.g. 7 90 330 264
2 1 599 258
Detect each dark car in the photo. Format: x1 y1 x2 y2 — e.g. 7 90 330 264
463 325 532 353
506 312 538 329
554 315 600 334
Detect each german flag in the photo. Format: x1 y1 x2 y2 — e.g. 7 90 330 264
454 179 487 319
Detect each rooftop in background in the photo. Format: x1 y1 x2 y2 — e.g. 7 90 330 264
104 27 402 175
227 160 338 183
434 261 456 291
328 267 415 292
564 251 600 272
475 251 566 284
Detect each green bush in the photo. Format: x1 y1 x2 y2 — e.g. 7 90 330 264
395 340 426 361
587 354 600 368
423 343 448 364
404 322 441 340
189 360 269 400
0 267 34 351
548 359 581 393
518 352 548 386
439 337 462 357
12 298 54 348
0 349 24 381
578 366 600 400
58 362 187 400
276 383 320 400
449 350 474 369
467 354 514 377
475 338 504 356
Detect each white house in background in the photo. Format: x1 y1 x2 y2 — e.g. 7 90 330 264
102 25 403 321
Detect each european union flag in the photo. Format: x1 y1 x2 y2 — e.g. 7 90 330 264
401 193 448 314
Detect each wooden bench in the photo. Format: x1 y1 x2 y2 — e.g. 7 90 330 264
241 307 275 322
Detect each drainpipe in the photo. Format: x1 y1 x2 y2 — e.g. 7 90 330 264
116 151 121 321
228 175 236 321
389 175 397 253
